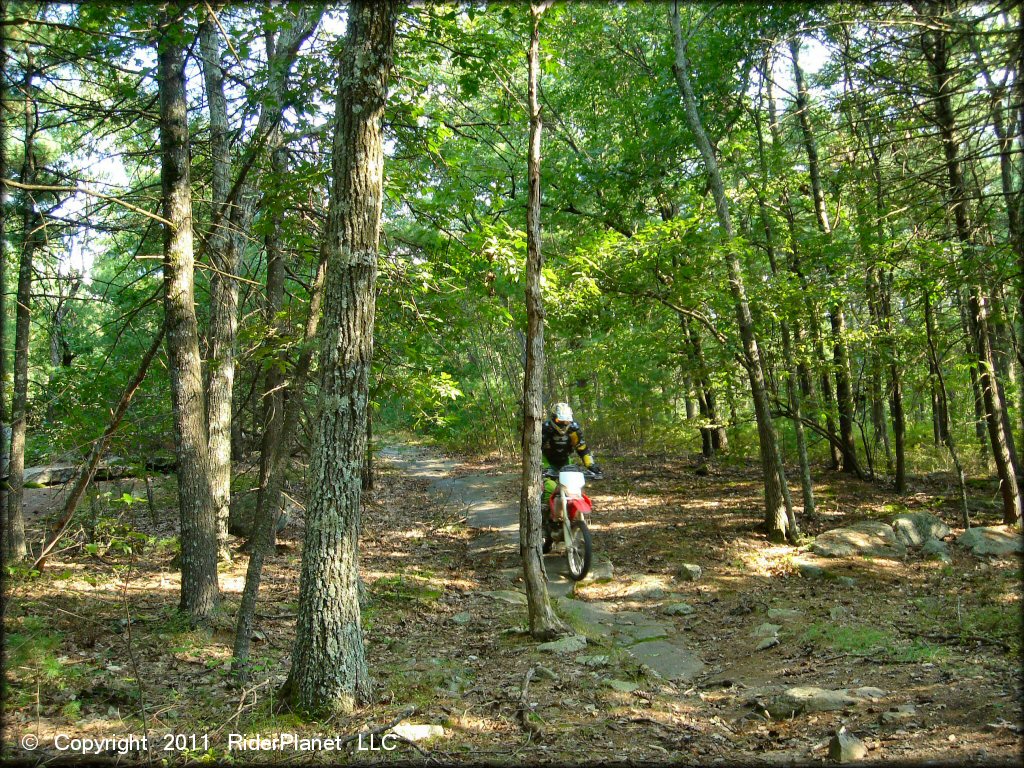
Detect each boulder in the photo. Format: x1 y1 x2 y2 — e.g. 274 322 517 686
451 612 471 625
829 727 868 763
604 678 641 693
765 686 860 718
663 602 696 616
751 622 782 639
767 608 804 623
812 521 906 559
892 512 950 548
955 526 1023 557
482 590 527 605
921 538 951 563
676 563 702 581
390 724 445 742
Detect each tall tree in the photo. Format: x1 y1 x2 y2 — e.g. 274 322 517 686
282 0 400 716
158 7 219 618
520 0 569 640
670 3 796 542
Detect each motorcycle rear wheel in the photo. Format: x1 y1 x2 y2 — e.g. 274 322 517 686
565 518 592 581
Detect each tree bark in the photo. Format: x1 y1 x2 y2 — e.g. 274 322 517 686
283 0 399 716
790 39 858 475
0 4 8 547
520 0 568 640
5 52 37 561
670 4 793 541
159 11 219 618
920 7 1022 524
199 13 235 561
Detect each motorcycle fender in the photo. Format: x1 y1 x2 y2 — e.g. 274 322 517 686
567 494 593 519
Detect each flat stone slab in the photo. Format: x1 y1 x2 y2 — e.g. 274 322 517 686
605 678 641 693
537 634 587 653
482 590 527 605
956 525 1022 557
812 521 906 559
626 640 704 682
762 686 880 718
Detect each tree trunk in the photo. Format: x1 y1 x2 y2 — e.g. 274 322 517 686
923 290 949 445
671 3 793 541
283 0 399 716
199 14 235 561
0 9 8 546
790 39 858 474
5 53 37 561
520 1 568 640
920 10 1022 524
158 13 219 619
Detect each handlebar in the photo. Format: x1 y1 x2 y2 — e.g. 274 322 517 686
542 466 604 480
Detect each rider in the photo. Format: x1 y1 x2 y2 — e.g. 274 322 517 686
541 403 601 548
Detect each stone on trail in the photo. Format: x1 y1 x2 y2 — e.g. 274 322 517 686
852 686 886 700
751 622 782 639
663 602 696 616
829 727 868 763
577 654 610 668
533 665 558 681
537 634 587 653
955 526 1023 557
756 636 780 651
451 611 471 625
625 640 704 682
767 607 803 623
812 521 906 559
891 512 950 548
676 563 702 581
880 704 917 724
921 538 952 562
482 589 528 605
766 686 860 718
829 605 849 620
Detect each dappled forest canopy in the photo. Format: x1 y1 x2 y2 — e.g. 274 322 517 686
0 0 1021 545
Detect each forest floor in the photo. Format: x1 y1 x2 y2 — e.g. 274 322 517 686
3 443 1022 766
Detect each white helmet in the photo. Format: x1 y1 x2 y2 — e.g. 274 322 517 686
551 402 573 425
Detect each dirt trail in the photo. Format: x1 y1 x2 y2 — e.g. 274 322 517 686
379 445 705 682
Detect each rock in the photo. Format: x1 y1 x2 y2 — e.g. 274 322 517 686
852 687 886 700
637 587 667 600
482 590 527 605
892 512 950 548
663 602 696 616
605 678 640 693
533 665 558 681
767 608 803 623
577 654 610 668
794 558 827 579
586 557 614 581
390 723 445 742
921 538 951 562
676 564 702 581
769 686 859 717
625 640 704 682
751 622 782 639
812 521 907 559
451 612 471 625
829 606 849 620
829 727 868 763
835 576 858 587
880 704 917 724
956 526 1023 557
756 636 780 651
537 634 587 653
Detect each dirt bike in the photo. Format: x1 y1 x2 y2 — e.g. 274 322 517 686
542 465 602 581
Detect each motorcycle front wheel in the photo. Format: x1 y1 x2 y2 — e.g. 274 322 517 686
564 518 592 581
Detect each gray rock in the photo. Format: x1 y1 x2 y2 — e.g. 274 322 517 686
956 526 1023 557
794 558 828 579
829 727 867 763
880 704 916 724
892 512 950 548
625 640 704 682
663 602 696 616
533 665 558 681
756 636 780 651
829 606 849 621
835 576 858 587
852 686 886 700
585 557 614 581
812 521 907 559
604 678 640 693
618 623 668 643
767 608 803 623
922 538 952 562
482 590 528 605
751 622 782 639
774 686 859 715
451 611 471 625
537 634 587 653
676 563 702 581
577 654 610 668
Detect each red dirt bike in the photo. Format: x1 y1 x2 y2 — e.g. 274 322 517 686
541 465 603 581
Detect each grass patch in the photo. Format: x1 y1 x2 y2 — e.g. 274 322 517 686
801 622 893 654
370 574 443 604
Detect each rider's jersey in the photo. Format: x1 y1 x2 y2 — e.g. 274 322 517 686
541 419 593 469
